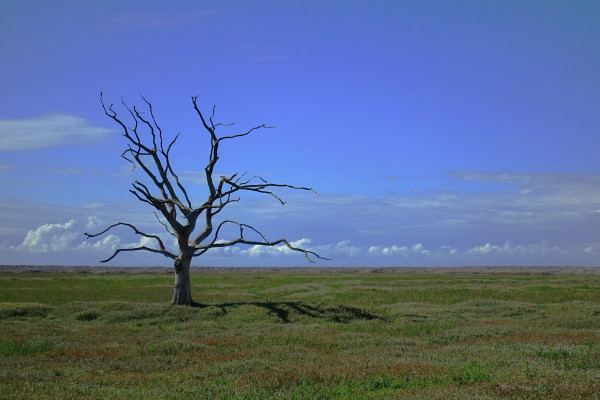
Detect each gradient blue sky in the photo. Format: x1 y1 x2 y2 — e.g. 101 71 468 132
1 1 599 267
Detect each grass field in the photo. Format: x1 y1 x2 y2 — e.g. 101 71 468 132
1 271 599 399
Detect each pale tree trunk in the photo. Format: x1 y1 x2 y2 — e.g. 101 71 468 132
171 256 194 305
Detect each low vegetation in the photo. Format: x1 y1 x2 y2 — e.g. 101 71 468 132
1 271 599 399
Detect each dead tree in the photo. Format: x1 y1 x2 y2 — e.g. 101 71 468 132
86 94 326 305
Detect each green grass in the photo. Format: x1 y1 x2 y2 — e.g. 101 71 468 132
1 272 599 399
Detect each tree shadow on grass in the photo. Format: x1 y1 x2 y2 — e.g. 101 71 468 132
192 301 386 323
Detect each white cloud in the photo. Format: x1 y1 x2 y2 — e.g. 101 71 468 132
19 220 78 253
368 243 430 257
86 216 102 230
332 240 362 257
584 246 596 255
310 240 363 258
469 243 495 255
0 114 113 151
467 241 567 256
15 216 177 259
77 234 120 252
18 218 119 254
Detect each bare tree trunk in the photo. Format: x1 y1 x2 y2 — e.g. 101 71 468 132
172 256 193 305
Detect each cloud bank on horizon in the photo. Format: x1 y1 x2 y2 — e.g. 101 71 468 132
1 168 598 266
0 1 599 267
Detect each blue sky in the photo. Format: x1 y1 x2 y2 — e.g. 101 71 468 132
1 1 599 267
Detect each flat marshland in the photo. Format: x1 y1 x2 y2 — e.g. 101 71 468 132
1 268 599 399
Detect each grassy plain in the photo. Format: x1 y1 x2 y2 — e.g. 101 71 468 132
1 271 599 399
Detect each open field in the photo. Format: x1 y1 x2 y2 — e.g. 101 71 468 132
1 267 599 399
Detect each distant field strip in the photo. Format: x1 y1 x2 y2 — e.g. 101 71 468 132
1 272 599 399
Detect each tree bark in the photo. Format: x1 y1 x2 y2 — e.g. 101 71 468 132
171 256 193 305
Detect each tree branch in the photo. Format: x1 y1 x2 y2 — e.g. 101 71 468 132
154 212 177 237
141 94 164 151
162 132 192 208
97 246 176 263
220 175 317 205
192 220 330 262
85 222 176 261
218 124 274 142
